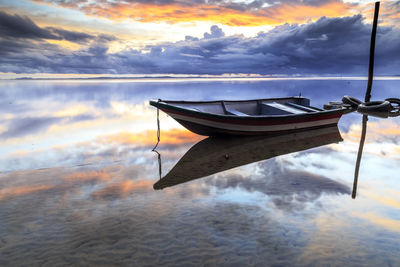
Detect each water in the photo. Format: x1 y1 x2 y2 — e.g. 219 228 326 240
0 78 399 266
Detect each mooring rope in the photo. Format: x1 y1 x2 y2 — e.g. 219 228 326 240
151 99 161 152
341 96 400 118
386 98 400 117
151 99 162 179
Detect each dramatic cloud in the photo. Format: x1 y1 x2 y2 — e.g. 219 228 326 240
0 10 117 73
1 10 399 75
0 10 95 42
0 10 58 39
46 27 95 43
34 0 353 26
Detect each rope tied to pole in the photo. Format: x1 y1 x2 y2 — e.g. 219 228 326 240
151 99 162 152
340 95 400 118
151 99 162 179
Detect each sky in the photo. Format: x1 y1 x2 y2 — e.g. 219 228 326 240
0 0 399 77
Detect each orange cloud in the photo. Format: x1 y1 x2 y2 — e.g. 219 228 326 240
35 0 354 26
0 166 153 202
263 2 353 25
64 169 112 183
98 128 203 147
356 212 400 232
360 1 400 27
364 191 400 209
91 180 153 199
0 184 54 201
342 120 400 143
0 169 114 202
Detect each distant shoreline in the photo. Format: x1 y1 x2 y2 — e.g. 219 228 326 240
1 75 400 81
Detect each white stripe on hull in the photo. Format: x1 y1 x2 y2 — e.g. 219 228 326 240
170 113 340 132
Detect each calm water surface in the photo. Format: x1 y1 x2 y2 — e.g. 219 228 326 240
0 78 399 266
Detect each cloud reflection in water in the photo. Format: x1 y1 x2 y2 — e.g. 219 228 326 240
154 126 351 212
0 79 399 265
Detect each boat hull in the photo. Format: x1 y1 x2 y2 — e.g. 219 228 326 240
175 117 340 136
170 110 342 136
161 108 344 136
151 98 347 136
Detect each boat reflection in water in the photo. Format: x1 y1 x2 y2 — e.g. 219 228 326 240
154 126 342 190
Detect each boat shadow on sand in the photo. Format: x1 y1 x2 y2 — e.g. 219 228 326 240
153 126 344 191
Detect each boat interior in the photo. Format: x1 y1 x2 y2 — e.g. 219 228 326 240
170 98 323 116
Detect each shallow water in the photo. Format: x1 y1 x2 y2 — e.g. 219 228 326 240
0 78 399 266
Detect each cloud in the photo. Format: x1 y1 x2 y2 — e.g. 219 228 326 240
0 10 95 42
91 180 153 200
355 212 400 233
204 25 225 39
0 11 118 73
64 170 112 184
0 126 200 173
343 120 400 144
68 114 98 123
0 113 98 140
336 120 400 160
1 11 400 75
360 1 400 27
208 158 350 211
364 191 400 210
98 129 203 147
0 184 54 201
120 17 399 75
46 27 95 43
0 116 62 139
0 10 59 39
34 0 353 26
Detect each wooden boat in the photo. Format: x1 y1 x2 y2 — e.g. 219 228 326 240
150 97 348 136
154 125 342 190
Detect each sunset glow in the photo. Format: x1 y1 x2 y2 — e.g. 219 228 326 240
46 1 353 26
0 0 399 76
1 0 400 264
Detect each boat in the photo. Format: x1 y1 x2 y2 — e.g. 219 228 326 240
154 125 342 189
149 97 349 136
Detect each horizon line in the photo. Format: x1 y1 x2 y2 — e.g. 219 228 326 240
1 74 400 81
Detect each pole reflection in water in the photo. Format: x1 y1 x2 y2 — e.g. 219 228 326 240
154 126 342 190
352 110 400 199
352 115 368 199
